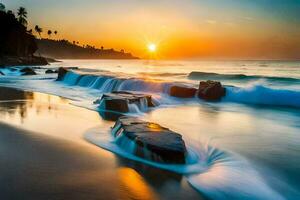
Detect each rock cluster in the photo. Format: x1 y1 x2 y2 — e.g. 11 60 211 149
169 80 226 101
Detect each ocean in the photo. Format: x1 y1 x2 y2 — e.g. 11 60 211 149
0 59 300 199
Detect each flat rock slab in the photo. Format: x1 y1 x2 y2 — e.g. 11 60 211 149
95 91 156 113
112 117 187 164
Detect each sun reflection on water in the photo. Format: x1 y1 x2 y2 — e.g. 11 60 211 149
118 167 158 200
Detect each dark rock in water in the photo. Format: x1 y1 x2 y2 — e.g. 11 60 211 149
112 117 187 164
95 91 156 113
20 67 36 75
169 85 197 98
56 67 68 81
198 80 226 101
0 71 4 75
45 69 57 74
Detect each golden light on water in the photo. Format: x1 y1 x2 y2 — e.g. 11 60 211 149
117 167 158 200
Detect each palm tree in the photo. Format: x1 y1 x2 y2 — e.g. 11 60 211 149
47 30 52 38
0 3 5 11
7 10 14 16
35 25 43 38
17 7 27 26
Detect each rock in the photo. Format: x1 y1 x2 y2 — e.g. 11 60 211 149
56 67 69 81
169 85 197 98
198 80 226 101
95 91 156 113
0 71 4 75
45 69 57 74
112 117 187 164
20 67 36 75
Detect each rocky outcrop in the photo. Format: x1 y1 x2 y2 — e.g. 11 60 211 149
169 85 197 98
198 80 226 101
56 67 68 81
112 117 187 164
0 56 48 67
20 67 36 75
95 91 156 113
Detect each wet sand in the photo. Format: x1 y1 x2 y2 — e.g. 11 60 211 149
0 87 204 200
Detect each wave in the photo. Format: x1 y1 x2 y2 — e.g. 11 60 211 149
85 126 284 200
188 71 300 83
59 70 300 109
138 72 187 77
224 85 300 108
61 70 176 94
188 148 284 200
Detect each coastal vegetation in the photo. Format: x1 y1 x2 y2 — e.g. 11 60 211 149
0 3 137 66
36 39 138 59
0 4 47 66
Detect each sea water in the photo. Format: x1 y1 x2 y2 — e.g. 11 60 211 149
0 59 300 199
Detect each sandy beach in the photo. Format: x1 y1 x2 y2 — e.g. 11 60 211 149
0 87 204 200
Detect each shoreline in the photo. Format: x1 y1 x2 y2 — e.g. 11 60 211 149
0 55 49 67
0 86 204 200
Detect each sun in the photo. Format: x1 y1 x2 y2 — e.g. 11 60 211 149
148 43 157 52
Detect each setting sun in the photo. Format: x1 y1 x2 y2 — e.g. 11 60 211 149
148 43 157 52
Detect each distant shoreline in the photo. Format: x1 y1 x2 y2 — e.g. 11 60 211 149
36 39 139 60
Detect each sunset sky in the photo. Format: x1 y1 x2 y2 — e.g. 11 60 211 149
3 0 300 59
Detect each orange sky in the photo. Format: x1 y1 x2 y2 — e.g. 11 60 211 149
4 0 300 59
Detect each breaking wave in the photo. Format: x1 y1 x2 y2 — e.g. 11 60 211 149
60 70 300 109
224 85 300 108
188 71 300 83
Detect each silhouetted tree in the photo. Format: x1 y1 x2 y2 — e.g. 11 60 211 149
0 9 38 57
17 7 27 27
0 3 5 11
47 30 52 38
35 25 43 38
101 46 104 50
7 10 14 15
